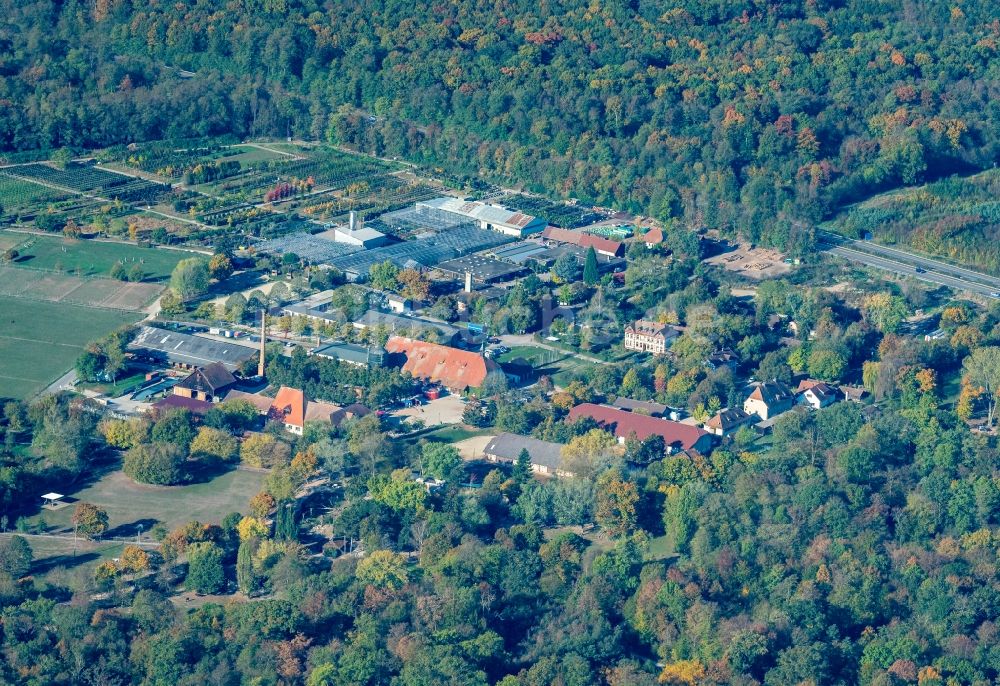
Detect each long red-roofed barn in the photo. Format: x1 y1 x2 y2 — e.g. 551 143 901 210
385 336 498 392
541 227 624 257
568 403 714 454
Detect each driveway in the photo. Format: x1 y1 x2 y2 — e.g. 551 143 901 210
393 394 466 426
453 434 495 459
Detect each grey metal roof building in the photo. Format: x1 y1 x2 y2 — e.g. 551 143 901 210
610 397 668 417
434 254 528 283
490 241 550 264
255 232 362 263
326 225 514 280
482 433 566 475
353 310 460 342
129 326 257 370
377 204 474 233
416 197 546 237
311 342 385 367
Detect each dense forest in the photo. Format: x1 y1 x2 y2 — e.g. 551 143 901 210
3 0 1000 251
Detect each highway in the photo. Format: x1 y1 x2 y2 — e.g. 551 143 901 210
818 231 1000 298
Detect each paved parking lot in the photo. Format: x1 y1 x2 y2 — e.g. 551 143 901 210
393 394 466 426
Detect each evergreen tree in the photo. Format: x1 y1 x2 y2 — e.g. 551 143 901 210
236 538 258 596
514 448 532 484
275 501 298 540
583 246 599 285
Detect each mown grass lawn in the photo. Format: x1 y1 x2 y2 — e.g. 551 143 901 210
0 296 140 400
2 231 186 280
27 467 266 536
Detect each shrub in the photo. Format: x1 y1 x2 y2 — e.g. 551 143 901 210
123 443 186 485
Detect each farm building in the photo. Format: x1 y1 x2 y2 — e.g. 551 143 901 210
704 407 755 437
797 380 839 409
385 336 498 392
542 227 624 257
255 233 361 264
705 348 741 371
434 254 528 285
608 397 668 417
353 310 460 344
225 387 370 434
152 394 214 415
325 224 512 281
567 403 714 454
129 326 257 370
314 225 389 249
417 197 546 238
281 290 341 324
311 342 385 367
381 293 412 313
482 433 569 477
489 241 550 264
640 227 664 245
172 362 237 402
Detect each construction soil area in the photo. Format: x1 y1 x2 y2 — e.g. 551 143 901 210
704 243 794 279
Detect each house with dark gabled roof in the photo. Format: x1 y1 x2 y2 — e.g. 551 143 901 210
705 348 740 371
172 362 237 402
841 385 867 403
610 397 668 417
704 407 755 436
743 380 795 420
798 381 839 410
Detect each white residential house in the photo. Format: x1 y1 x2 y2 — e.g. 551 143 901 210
797 380 839 410
744 380 795 420
623 320 678 355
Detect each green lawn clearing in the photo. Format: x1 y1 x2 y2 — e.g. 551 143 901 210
0 534 129 576
496 345 564 365
76 367 150 396
0 296 140 400
2 231 187 281
495 345 598 387
26 467 266 536
219 145 294 165
645 534 675 562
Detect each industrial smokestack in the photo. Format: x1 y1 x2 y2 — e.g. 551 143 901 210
258 310 266 378
349 211 357 232
464 271 472 293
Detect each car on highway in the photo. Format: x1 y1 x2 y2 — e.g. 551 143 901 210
914 266 926 273
991 292 1000 298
